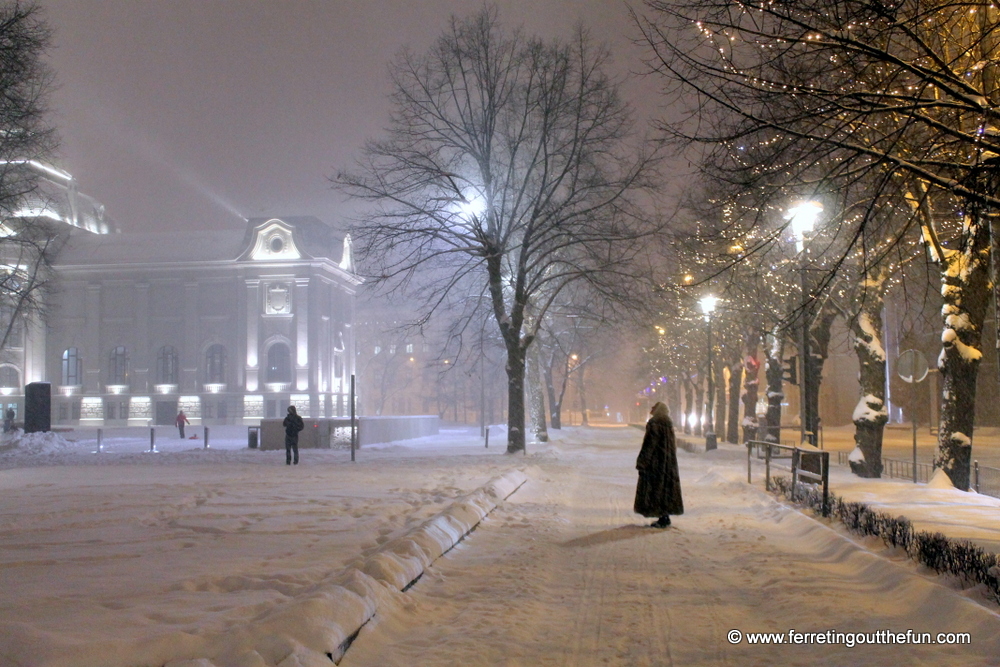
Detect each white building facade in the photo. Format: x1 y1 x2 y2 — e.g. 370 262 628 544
36 216 360 426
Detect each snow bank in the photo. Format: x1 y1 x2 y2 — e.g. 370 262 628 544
160 470 527 667
0 431 75 455
929 467 956 489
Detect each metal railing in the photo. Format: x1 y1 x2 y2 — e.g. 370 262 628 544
834 451 933 484
747 440 830 516
882 457 933 483
973 461 1000 499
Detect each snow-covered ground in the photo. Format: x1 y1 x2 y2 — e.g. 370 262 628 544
1 425 999 666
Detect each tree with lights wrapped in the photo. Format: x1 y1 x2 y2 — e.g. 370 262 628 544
637 0 1000 488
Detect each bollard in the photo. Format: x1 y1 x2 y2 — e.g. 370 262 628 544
485 426 489 449
96 428 103 453
350 374 356 463
204 426 210 449
149 427 156 453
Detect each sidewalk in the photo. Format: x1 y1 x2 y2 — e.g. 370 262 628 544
678 431 1000 553
2 425 999 666
340 428 1000 666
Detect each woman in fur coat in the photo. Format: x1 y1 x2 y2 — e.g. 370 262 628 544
634 401 684 527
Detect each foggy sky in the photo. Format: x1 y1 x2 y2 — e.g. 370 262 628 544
39 0 665 233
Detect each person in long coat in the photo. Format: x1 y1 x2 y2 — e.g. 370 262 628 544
634 401 684 527
283 405 305 465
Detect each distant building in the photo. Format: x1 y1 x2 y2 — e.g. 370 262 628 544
0 164 360 426
41 216 360 426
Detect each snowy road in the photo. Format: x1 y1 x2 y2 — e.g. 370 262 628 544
2 426 1000 666
342 429 1000 666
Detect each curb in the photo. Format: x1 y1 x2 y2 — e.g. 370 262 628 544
164 469 528 667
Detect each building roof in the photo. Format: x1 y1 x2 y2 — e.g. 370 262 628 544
54 228 247 266
54 217 350 268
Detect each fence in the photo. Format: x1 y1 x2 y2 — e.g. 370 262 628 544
835 451 933 484
973 461 1000 499
746 440 830 516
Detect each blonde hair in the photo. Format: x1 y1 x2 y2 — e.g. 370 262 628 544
650 402 670 420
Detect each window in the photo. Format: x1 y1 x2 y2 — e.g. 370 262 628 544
62 348 82 386
405 343 414 354
266 343 292 383
0 365 18 388
108 346 128 385
206 344 227 384
105 399 128 420
157 346 179 384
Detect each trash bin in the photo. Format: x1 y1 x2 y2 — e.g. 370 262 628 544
248 426 260 449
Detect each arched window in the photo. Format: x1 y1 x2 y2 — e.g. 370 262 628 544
156 346 179 384
206 344 226 384
0 365 19 389
62 348 82 385
108 347 129 384
266 343 292 383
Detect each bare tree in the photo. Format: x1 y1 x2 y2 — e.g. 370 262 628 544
337 7 660 453
0 2 57 353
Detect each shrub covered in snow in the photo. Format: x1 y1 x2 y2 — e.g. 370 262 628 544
772 476 1000 603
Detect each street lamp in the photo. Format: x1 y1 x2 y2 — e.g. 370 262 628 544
700 295 719 451
786 200 823 446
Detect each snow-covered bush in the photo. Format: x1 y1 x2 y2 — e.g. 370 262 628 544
771 476 1000 603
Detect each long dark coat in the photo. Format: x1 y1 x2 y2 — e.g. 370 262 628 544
634 415 684 517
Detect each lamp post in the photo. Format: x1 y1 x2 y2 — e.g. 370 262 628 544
700 295 719 450
786 201 823 446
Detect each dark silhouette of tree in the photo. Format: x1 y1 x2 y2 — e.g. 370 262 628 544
337 7 661 453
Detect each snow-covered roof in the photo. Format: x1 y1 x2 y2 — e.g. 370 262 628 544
54 217 350 268
54 228 246 266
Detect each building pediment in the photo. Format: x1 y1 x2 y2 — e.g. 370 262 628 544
240 219 304 261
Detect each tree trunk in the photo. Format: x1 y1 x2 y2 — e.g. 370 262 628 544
715 357 726 442
807 305 838 443
741 334 761 443
935 221 991 489
726 356 742 444
849 275 887 478
763 330 784 444
505 343 527 454
682 376 693 434
544 353 562 429
527 342 548 442
693 374 704 437
577 365 589 426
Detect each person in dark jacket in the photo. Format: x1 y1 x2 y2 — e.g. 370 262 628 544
634 401 684 528
283 405 305 465
175 410 190 438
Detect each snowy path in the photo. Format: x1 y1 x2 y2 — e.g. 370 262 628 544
2 426 1000 665
342 429 1000 666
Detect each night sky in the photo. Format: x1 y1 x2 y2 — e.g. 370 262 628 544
39 0 664 233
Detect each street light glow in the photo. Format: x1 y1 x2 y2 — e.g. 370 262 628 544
785 200 823 251
458 192 486 219
699 295 718 317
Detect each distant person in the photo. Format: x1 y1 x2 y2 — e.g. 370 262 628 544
175 410 190 438
3 408 14 434
283 405 305 465
634 401 684 528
